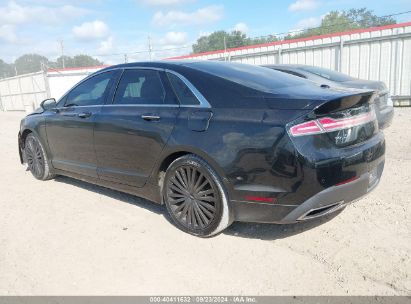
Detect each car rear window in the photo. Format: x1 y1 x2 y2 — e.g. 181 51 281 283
299 66 354 82
183 61 309 94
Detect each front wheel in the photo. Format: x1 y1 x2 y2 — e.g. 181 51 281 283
24 133 55 181
163 155 232 237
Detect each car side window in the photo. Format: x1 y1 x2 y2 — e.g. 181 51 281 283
65 71 115 107
167 72 200 106
114 69 165 105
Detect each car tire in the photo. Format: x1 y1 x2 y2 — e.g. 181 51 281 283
24 133 55 181
163 154 232 237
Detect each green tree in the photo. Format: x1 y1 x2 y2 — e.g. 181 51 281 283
14 54 50 75
286 8 396 40
55 55 74 68
0 59 14 79
192 30 278 53
51 55 103 69
71 55 103 68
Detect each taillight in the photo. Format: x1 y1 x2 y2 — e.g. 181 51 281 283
290 110 376 137
289 121 322 136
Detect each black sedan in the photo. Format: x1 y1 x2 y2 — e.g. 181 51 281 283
264 64 394 129
18 61 385 236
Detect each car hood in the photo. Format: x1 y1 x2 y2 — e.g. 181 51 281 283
25 107 44 117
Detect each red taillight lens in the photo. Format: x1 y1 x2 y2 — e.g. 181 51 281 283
290 110 376 137
318 111 375 132
289 121 322 136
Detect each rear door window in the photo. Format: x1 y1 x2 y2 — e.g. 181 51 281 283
114 69 166 105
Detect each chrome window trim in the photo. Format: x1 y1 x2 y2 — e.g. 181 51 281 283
54 104 181 110
59 66 212 109
103 104 180 108
63 70 118 107
165 69 211 109
55 105 103 110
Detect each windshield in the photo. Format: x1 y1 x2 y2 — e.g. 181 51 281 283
299 66 355 82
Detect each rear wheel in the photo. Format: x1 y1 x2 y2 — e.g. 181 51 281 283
163 155 231 237
24 133 55 180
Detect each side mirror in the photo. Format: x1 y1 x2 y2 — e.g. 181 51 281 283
40 98 57 111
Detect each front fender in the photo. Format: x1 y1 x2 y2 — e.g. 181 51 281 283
18 131 24 164
18 115 49 165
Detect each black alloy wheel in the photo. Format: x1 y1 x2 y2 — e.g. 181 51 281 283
24 133 55 180
25 134 45 179
164 155 229 236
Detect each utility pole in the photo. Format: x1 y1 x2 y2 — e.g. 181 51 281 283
148 35 153 61
124 54 128 63
223 36 227 62
60 40 65 68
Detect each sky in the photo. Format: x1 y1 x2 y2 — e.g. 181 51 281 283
0 0 410 64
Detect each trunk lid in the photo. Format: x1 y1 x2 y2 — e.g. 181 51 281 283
263 83 374 109
286 89 379 147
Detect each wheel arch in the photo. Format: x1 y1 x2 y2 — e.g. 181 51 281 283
19 125 51 168
20 128 33 146
151 146 230 197
19 127 45 150
18 128 35 164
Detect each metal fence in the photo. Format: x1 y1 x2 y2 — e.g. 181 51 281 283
0 66 106 112
172 21 411 106
0 71 49 111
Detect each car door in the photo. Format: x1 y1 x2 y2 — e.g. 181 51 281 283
45 70 120 178
94 68 180 187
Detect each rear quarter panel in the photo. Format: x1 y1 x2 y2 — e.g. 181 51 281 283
153 105 310 203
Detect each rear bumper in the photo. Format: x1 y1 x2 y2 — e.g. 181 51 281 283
230 159 384 224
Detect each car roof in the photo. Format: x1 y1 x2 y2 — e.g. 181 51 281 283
101 60 208 71
263 64 309 70
100 60 312 94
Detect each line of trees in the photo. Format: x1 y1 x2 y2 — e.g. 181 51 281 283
192 8 397 53
0 54 103 79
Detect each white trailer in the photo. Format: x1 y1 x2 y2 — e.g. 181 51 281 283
171 22 411 106
0 66 107 112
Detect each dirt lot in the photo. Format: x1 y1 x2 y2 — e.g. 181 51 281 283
0 109 410 295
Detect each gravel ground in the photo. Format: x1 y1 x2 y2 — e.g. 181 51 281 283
0 109 410 295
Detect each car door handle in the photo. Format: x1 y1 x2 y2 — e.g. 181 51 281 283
78 112 92 119
141 114 160 121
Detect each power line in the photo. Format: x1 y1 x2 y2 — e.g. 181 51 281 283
239 9 411 41
189 9 411 54
89 45 191 58
59 9 411 60
148 36 153 61
59 40 65 68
